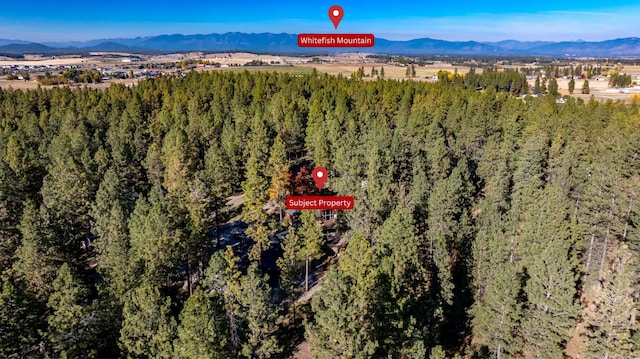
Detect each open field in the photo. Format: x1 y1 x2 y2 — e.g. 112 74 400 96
291 62 471 80
203 65 315 75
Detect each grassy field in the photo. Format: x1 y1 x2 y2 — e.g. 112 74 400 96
203 65 315 75
293 62 471 80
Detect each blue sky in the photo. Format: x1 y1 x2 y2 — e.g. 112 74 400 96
1 0 639 42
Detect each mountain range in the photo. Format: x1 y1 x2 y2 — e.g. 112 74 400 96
1 33 640 57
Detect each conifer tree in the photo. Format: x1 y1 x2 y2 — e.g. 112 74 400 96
119 283 176 358
92 167 134 299
268 134 290 222
583 244 639 358
238 263 281 358
0 281 43 357
582 80 590 94
202 141 234 246
518 186 579 357
568 78 575 94
277 230 304 296
128 184 181 286
0 162 23 274
307 233 379 358
173 289 232 359
471 264 522 357
548 77 559 96
46 263 97 358
203 246 243 353
299 210 324 291
375 205 432 357
12 200 58 301
534 76 541 94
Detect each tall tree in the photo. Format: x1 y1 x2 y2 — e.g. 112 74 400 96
173 288 232 359
128 184 181 286
582 243 640 358
238 263 281 358
568 78 575 94
277 230 304 297
518 186 579 357
307 233 379 358
374 205 432 357
119 283 176 358
91 167 134 299
0 280 44 357
12 200 58 301
268 134 290 223
45 263 97 358
202 141 234 247
534 76 541 95
548 77 559 96
471 263 522 357
299 210 324 291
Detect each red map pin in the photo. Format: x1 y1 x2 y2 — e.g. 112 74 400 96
312 167 328 190
328 5 344 30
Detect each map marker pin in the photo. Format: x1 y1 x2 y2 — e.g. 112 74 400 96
312 167 328 190
328 5 344 30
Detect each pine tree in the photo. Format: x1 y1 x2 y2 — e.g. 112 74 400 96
0 162 23 274
0 281 44 357
173 288 232 359
268 135 290 223
203 246 244 353
534 76 541 94
128 184 181 286
246 213 271 263
243 119 272 263
238 263 281 358
299 210 324 291
277 230 304 296
305 96 331 168
568 78 575 94
374 205 432 357
426 158 474 306
583 244 639 358
548 77 559 96
40 147 94 265
518 186 579 357
307 233 379 358
161 125 191 198
119 283 176 358
471 264 522 357
12 200 58 301
46 263 97 358
201 141 234 247
92 167 134 299
582 80 590 94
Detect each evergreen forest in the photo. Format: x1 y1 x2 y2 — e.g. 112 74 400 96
0 69 638 358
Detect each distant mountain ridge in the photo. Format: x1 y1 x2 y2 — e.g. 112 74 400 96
3 33 640 57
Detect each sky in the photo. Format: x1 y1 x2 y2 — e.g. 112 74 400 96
1 0 640 43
